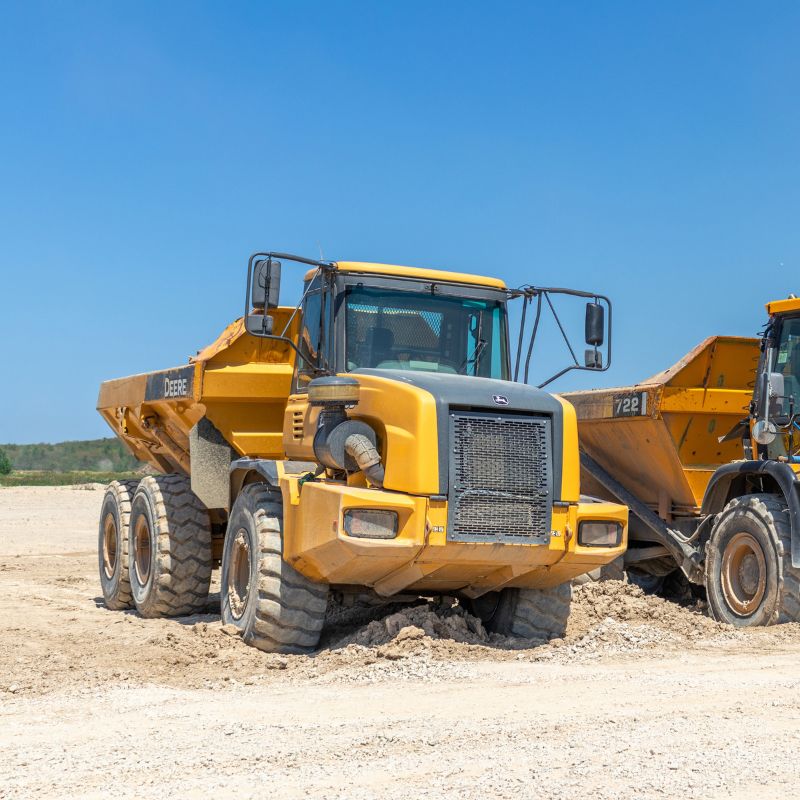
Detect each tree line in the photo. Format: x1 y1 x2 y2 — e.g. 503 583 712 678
0 439 143 473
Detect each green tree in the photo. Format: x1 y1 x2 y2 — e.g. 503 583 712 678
0 448 12 475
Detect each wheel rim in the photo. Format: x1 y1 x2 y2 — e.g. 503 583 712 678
227 529 251 620
134 515 152 586
720 532 767 616
102 512 117 579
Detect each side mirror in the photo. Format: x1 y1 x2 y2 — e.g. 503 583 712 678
585 302 604 346
245 312 274 337
252 258 281 310
585 349 603 369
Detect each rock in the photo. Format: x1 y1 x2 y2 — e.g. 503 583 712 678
395 625 425 642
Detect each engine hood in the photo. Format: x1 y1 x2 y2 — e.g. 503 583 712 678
353 368 565 498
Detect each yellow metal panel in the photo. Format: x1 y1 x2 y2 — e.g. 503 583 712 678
660 387 752 415
288 373 441 496
280 475 627 593
553 396 580 502
767 297 800 315
356 375 440 495
201 363 293 399
303 261 507 289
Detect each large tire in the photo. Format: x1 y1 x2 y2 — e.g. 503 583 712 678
705 493 800 626
221 483 328 654
128 474 212 618
471 583 571 640
98 479 139 610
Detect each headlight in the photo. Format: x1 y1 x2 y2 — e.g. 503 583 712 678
343 509 398 539
578 521 622 547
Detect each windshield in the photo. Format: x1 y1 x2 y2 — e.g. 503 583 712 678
344 286 509 379
767 316 800 459
774 317 800 405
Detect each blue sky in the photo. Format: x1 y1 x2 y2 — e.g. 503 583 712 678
1 2 799 443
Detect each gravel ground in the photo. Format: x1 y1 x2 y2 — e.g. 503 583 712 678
2 485 800 799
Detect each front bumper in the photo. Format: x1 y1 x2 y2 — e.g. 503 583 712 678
281 479 627 597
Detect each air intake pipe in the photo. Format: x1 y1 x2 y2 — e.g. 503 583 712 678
308 377 385 488
344 433 385 487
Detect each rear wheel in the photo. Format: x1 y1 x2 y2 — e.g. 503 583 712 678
470 583 571 640
98 479 139 610
221 483 328 654
705 493 800 626
128 475 212 618
573 556 625 585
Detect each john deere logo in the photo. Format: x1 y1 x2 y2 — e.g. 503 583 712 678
492 394 509 405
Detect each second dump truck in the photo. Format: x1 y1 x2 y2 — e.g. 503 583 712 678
566 300 800 627
97 252 627 653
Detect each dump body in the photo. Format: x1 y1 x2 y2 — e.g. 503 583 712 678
563 336 760 523
97 308 300 475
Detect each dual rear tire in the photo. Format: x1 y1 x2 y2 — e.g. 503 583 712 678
98 479 139 610
98 475 212 617
98 476 329 654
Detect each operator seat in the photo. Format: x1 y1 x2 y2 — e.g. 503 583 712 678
364 326 394 367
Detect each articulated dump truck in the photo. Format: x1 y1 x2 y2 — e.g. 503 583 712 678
565 304 800 627
97 251 627 653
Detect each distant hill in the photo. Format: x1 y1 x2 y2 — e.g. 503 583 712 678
1 438 144 472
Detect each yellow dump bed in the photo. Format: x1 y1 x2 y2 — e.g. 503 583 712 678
562 336 760 518
97 310 299 474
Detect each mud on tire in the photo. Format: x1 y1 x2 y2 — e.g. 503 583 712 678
98 479 139 610
705 493 800 627
472 582 572 640
221 483 328 654
128 474 212 618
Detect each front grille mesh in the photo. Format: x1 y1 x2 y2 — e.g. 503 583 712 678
449 411 551 542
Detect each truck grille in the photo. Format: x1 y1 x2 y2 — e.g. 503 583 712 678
448 410 552 543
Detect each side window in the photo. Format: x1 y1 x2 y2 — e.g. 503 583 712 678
294 277 328 392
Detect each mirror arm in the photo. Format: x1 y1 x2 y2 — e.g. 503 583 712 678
538 365 574 390
513 285 613 388
523 293 544 384
513 295 529 382
544 291 580 367
278 268 323 338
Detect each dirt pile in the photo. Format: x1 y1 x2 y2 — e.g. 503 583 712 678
312 580 739 673
529 579 744 661
568 579 717 636
281 581 737 680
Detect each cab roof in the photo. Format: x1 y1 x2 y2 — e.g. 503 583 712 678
303 260 507 290
767 296 800 315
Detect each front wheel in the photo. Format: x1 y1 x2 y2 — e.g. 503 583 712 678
469 583 571 641
221 483 328 654
705 493 800 626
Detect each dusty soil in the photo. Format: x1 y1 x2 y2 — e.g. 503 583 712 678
2 486 800 799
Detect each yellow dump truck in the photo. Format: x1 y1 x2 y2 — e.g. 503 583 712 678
566 310 800 627
97 252 627 652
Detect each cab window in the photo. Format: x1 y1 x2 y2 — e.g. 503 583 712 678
294 275 330 391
